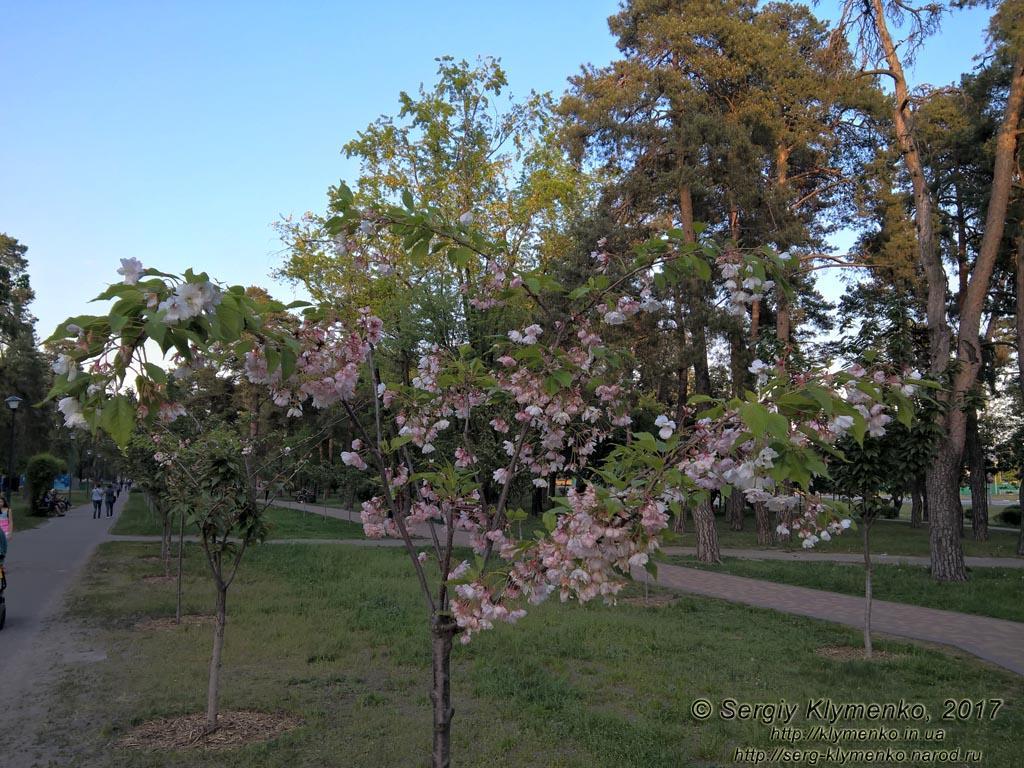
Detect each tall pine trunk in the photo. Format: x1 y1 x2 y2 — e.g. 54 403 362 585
927 441 969 582
966 408 989 541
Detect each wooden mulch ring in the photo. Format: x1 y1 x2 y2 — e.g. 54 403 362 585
142 575 176 585
115 710 302 751
621 595 677 607
135 615 215 631
816 646 901 662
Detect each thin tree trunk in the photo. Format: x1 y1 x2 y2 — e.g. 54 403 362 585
863 517 873 659
910 477 924 529
207 583 227 733
176 508 186 624
161 505 171 578
430 617 458 768
693 500 721 563
967 408 989 541
673 504 687 534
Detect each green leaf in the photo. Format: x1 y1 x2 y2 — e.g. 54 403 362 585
542 510 557 532
551 369 573 387
765 412 790 440
144 363 168 384
265 347 281 376
91 283 140 303
401 189 415 209
448 246 474 269
739 402 769 439
215 302 244 340
409 237 431 266
687 394 715 405
101 395 137 449
280 346 297 381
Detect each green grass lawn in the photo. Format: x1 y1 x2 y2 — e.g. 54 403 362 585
33 540 1024 767
112 492 365 540
666 556 1024 623
676 516 1023 558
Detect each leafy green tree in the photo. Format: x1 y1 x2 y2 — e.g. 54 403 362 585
0 233 34 349
25 453 65 513
276 57 588 362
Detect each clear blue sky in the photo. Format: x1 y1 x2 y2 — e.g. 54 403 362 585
1 1 992 342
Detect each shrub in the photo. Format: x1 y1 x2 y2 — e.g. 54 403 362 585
879 505 900 519
998 505 1021 526
26 453 67 514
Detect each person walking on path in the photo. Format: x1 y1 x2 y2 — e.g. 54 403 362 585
91 484 103 519
0 495 12 538
103 484 116 517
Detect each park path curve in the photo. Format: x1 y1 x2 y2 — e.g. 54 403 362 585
275 500 1024 676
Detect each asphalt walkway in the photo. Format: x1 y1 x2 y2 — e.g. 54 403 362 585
1 491 128 761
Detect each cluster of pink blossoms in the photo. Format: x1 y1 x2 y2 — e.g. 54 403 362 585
244 308 383 415
447 487 668 643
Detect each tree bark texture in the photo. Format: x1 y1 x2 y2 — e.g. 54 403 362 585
927 442 969 582
754 502 773 546
430 618 458 768
693 500 721 563
966 408 989 542
728 491 745 532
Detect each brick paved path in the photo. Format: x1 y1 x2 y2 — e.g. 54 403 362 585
634 563 1024 677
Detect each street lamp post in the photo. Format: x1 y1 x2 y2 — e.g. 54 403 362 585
5 396 23 505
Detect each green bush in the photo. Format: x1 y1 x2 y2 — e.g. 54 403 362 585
26 453 67 514
997 505 1021 526
879 505 900 519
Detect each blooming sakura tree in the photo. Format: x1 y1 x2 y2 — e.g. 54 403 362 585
47 190 921 766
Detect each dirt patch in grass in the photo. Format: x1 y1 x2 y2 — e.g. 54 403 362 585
115 710 302 751
621 595 677 607
142 575 176 585
815 645 902 662
134 615 214 631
